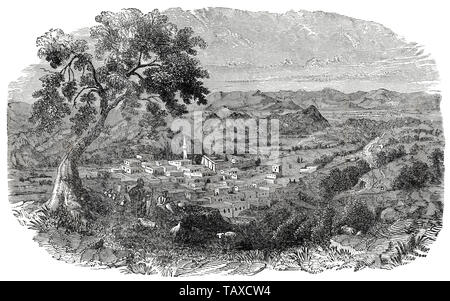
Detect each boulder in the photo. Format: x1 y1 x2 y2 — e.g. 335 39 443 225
80 249 97 262
98 248 117 264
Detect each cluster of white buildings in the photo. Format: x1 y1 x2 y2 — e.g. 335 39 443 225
107 138 288 220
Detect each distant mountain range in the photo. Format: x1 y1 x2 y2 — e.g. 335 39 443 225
204 88 440 113
7 86 441 169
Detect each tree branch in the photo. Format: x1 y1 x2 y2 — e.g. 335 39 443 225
60 53 105 93
105 90 130 113
60 55 78 77
130 71 144 81
72 86 99 107
126 58 161 77
86 60 104 92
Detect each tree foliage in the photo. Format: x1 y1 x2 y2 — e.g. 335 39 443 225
393 161 430 190
319 160 371 199
30 9 209 138
428 148 444 184
375 145 406 167
340 200 375 233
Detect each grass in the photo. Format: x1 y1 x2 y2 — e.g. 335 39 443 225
285 246 312 268
388 233 430 267
224 250 266 263
326 245 353 262
13 205 54 232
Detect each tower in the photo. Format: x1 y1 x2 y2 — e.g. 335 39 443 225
182 135 188 160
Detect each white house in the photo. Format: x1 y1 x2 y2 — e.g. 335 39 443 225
124 159 141 167
272 164 282 174
265 173 277 184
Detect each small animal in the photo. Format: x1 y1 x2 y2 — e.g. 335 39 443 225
170 222 181 235
165 203 175 214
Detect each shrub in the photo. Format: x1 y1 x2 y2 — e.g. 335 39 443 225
313 154 335 166
393 161 430 190
341 200 375 233
428 148 444 184
376 145 406 167
261 208 292 231
409 143 420 155
319 160 371 199
294 218 315 243
310 207 335 246
272 215 307 248
287 246 312 266
234 221 273 250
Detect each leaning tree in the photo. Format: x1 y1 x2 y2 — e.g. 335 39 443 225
30 9 209 218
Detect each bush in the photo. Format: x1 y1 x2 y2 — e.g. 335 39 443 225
428 148 444 184
393 161 430 190
319 160 371 199
261 207 292 231
313 154 335 166
38 180 53 186
311 207 335 246
340 200 375 233
234 221 272 250
262 206 337 249
409 144 420 155
375 145 406 167
272 215 307 248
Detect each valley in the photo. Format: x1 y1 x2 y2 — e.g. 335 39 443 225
8 86 444 275
5 6 444 277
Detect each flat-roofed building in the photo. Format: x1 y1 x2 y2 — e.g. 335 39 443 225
168 159 192 168
123 165 140 174
142 164 165 176
272 163 282 175
165 170 184 177
155 160 168 166
161 165 178 173
170 176 186 184
124 159 141 167
241 189 258 202
136 154 154 161
265 173 278 184
201 155 228 173
204 201 250 218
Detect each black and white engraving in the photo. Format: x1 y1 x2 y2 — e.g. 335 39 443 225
7 7 443 276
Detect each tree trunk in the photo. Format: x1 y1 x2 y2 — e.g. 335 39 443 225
45 112 109 218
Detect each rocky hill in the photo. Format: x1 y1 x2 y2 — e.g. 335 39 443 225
273 105 331 135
